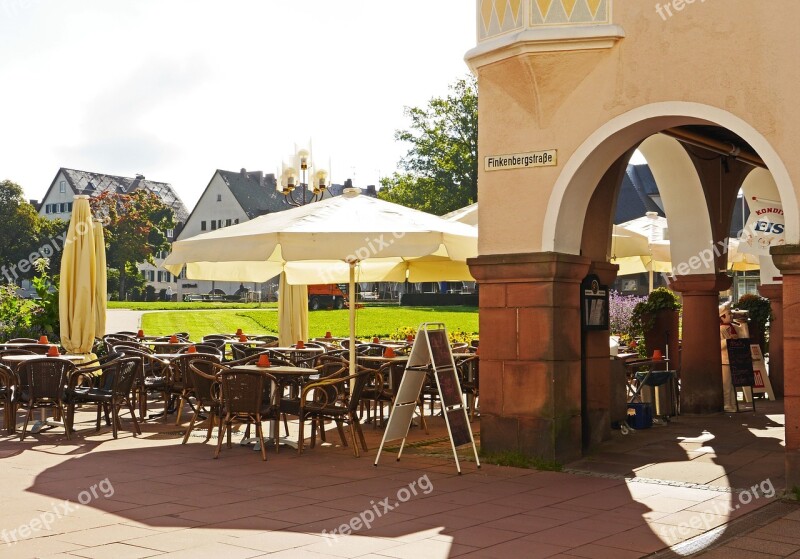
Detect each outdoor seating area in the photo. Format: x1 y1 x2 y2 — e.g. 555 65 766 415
0 331 480 460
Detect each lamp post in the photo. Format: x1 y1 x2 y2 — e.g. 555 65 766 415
277 147 330 207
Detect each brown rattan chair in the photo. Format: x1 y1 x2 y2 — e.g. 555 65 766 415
169 353 221 425
215 368 278 461
283 367 374 457
14 358 75 441
118 346 169 420
65 355 141 439
0 363 16 434
183 360 225 445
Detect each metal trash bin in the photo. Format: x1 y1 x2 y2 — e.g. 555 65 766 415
636 370 678 420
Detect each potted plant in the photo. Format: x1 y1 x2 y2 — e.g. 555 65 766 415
733 293 771 354
631 287 682 363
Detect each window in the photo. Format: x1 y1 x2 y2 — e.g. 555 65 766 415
218 220 222 229
59 181 66 193
217 194 222 202
148 271 155 282
211 221 217 230
234 218 239 224
165 272 172 282
166 228 174 239
67 202 73 211
200 221 207 231
44 205 50 214
225 219 232 227
60 203 67 213
157 271 163 282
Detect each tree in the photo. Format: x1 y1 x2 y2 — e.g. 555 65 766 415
90 189 176 300
0 180 68 284
378 75 478 215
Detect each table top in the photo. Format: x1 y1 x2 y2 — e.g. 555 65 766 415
144 340 194 347
1 354 85 362
223 339 268 345
0 342 57 348
271 346 325 353
357 355 410 363
230 364 316 376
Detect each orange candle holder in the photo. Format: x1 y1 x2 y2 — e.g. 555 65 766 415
187 345 197 353
296 340 305 349
257 354 271 367
373 337 380 344
47 346 60 357
169 335 179 343
652 349 663 361
235 328 243 336
238 334 248 342
325 331 332 339
383 347 396 358
38 335 49 344
137 329 144 338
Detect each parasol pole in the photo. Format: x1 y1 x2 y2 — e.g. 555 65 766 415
349 260 356 376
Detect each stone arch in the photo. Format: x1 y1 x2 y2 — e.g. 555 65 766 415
543 102 798 256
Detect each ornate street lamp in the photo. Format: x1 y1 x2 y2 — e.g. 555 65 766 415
277 146 330 206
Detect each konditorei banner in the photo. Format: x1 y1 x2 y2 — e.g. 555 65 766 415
738 198 785 256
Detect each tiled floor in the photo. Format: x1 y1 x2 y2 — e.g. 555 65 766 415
0 399 794 558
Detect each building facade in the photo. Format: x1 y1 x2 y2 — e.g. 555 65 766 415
38 168 189 298
466 0 799 485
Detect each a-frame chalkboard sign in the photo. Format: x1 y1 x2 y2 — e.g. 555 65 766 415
374 323 480 474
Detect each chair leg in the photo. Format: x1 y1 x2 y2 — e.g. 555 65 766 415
175 396 186 425
96 404 103 431
310 418 317 449
335 419 348 447
20 406 32 441
214 414 227 458
297 415 305 455
353 413 368 451
256 417 267 462
183 409 199 444
204 412 215 443
111 402 119 439
127 399 141 435
58 403 70 440
348 421 359 458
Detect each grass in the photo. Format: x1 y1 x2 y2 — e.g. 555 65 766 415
479 450 563 472
108 301 277 310
140 306 478 341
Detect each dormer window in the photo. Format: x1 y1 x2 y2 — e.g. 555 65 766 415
59 181 66 193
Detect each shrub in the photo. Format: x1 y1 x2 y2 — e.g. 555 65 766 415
609 290 647 342
733 293 771 333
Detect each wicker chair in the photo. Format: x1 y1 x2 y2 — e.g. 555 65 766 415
65 356 141 439
456 355 480 420
0 363 16 434
183 360 226 445
216 368 278 461
14 358 75 441
169 353 221 425
283 367 374 457
118 346 169 420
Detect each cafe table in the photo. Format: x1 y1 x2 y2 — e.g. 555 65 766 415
229 363 316 449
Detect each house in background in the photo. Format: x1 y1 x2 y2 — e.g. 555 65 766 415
175 168 377 300
38 168 190 298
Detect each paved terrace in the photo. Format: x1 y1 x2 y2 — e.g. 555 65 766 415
0 400 796 558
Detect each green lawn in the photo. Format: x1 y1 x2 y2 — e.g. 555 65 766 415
109 301 277 311
140 306 478 341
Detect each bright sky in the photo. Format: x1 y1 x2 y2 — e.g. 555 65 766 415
0 0 476 209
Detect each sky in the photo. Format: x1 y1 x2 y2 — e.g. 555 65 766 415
0 0 476 209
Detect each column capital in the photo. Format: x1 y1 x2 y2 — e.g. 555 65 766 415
771 245 800 274
588 261 619 286
669 273 732 294
468 252 590 283
758 283 783 301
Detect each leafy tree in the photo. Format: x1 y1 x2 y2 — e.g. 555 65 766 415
378 75 478 215
90 190 176 300
0 180 68 283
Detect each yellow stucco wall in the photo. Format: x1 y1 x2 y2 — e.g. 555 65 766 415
468 0 800 256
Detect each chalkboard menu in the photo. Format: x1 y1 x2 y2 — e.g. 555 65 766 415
727 338 755 387
374 323 480 474
580 274 609 331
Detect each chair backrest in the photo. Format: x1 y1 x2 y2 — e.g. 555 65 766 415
0 349 36 358
218 370 265 415
357 343 387 357
18 358 75 400
198 338 225 350
170 353 221 390
0 363 15 391
188 360 227 404
103 357 140 397
7 338 38 343
119 347 162 380
202 334 229 341
348 369 376 413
